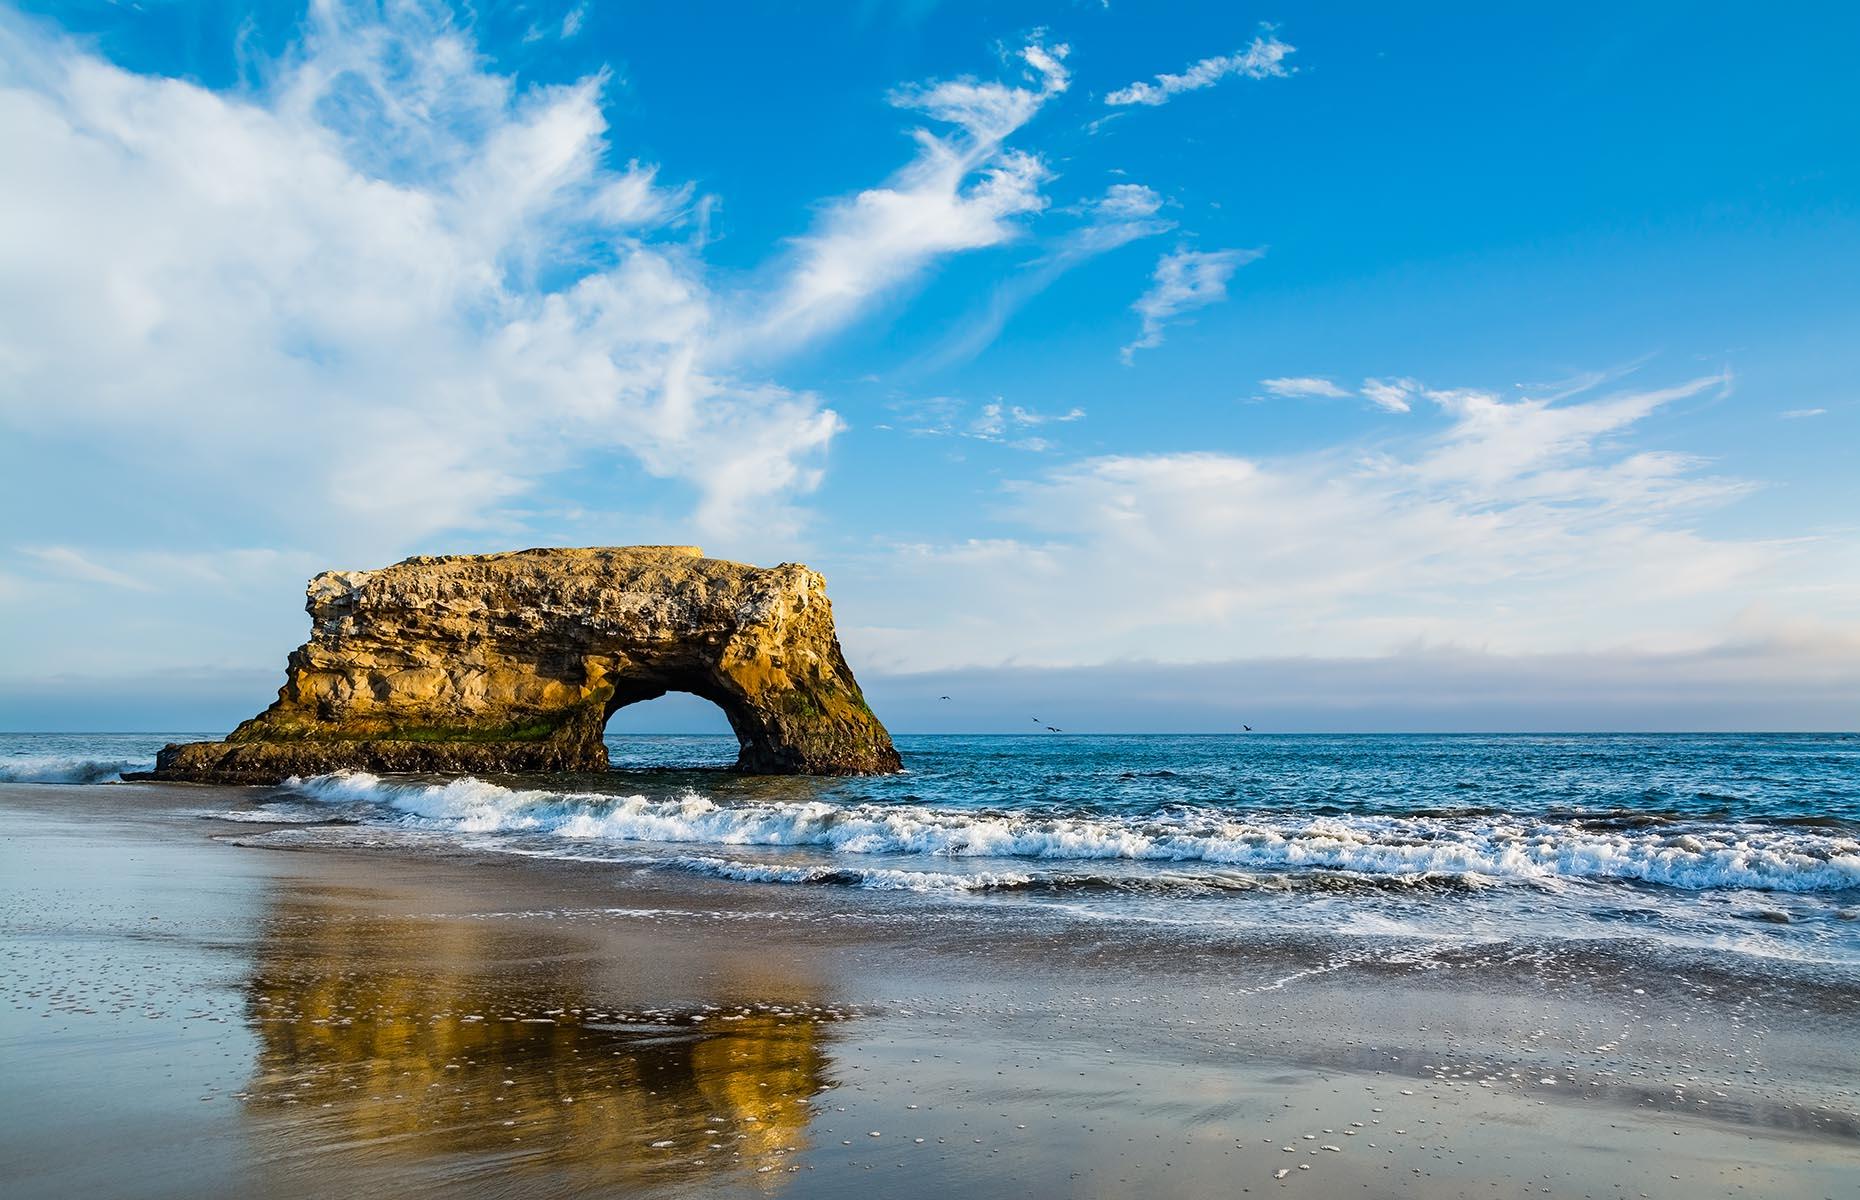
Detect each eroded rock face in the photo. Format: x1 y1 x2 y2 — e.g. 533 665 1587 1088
153 547 900 782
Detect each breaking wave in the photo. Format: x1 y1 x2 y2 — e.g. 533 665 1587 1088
283 772 1860 894
0 755 147 784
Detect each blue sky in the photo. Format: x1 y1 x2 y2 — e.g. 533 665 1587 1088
1 0 1856 731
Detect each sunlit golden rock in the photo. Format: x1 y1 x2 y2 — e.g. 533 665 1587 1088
151 546 899 780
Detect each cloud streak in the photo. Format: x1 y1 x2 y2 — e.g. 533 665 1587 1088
754 37 1071 349
1105 33 1295 107
17 547 151 592
1360 377 1419 413
1260 376 1351 399
889 397 1085 452
920 181 1175 370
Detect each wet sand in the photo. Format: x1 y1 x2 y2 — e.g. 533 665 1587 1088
2 781 1856 1199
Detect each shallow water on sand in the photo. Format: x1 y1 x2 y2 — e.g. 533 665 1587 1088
3 782 1857 1199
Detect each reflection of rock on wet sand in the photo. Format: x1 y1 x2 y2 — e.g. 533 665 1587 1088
242 895 838 1189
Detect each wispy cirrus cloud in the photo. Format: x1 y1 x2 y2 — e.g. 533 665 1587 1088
1260 376 1351 399
2 544 328 676
14 546 317 595
888 397 1084 451
1106 33 1295 108
920 181 1175 370
1121 247 1260 362
17 546 151 592
753 37 1072 350
1359 377 1421 413
1255 375 1418 413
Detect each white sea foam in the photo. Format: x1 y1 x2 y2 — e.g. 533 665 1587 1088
283 771 1860 894
0 755 146 783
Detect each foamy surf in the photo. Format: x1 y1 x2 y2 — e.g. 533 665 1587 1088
280 771 1860 894
0 755 148 784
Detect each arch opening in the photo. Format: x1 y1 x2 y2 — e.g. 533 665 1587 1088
601 690 743 771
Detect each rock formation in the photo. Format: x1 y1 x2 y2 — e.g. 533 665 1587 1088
152 547 900 782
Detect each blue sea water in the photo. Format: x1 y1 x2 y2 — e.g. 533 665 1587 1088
6 731 1858 965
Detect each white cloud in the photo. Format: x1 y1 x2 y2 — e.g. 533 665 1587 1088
754 38 1070 348
561 3 587 39
844 371 1853 672
1360 377 1420 413
1413 374 1730 491
1105 34 1295 107
1261 376 1350 399
1780 407 1826 419
0 6 1087 558
0 1 853 551
1121 247 1259 362
1093 182 1164 220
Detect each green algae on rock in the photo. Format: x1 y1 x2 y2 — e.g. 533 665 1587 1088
151 547 901 781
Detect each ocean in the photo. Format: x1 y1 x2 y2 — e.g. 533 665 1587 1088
5 730 1857 973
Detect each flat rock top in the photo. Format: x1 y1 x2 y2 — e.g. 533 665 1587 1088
399 546 709 566
304 547 823 631
313 547 792 594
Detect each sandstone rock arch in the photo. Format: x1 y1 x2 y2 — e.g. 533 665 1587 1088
153 547 900 782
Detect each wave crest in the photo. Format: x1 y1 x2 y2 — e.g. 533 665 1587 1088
282 772 1860 894
0 756 146 784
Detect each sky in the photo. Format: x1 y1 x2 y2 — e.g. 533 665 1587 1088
1 0 1857 733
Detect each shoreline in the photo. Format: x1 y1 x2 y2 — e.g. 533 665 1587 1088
3 780 1857 1198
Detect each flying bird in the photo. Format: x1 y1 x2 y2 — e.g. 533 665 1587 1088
1242 724 1253 732
939 695 951 701
1046 726 1063 733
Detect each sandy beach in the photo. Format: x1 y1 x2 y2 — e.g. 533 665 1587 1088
3 779 1855 1199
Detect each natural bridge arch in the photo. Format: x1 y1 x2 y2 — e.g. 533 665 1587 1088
153 547 901 782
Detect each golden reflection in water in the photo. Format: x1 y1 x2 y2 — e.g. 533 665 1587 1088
241 893 838 1192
